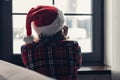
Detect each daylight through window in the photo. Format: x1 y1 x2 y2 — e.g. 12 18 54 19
12 0 93 53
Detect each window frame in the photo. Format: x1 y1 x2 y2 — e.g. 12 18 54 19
1 0 104 66
0 0 4 60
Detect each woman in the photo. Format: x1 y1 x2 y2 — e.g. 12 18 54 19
21 5 82 80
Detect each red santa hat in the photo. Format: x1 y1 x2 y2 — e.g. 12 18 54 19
24 5 64 44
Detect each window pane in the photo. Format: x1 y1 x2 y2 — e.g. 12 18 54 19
12 0 52 13
65 16 92 52
13 15 92 54
55 0 92 14
13 15 38 54
13 15 26 53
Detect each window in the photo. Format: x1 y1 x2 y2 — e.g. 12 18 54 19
12 0 92 53
1 0 104 66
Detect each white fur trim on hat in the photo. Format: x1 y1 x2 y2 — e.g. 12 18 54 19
32 9 64 36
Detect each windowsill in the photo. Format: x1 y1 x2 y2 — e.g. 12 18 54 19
77 66 111 75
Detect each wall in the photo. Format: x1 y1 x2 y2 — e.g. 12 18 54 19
104 0 112 66
105 0 120 80
112 0 120 80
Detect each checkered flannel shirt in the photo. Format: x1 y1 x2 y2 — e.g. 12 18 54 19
21 38 82 80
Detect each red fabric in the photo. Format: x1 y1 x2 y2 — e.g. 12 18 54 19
26 5 58 36
21 39 82 80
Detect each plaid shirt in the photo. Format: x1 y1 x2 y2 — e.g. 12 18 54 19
21 37 82 80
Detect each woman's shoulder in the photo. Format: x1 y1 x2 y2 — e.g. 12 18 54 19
58 39 79 46
21 41 39 49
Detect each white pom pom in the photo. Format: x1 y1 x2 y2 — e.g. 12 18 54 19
23 36 34 44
